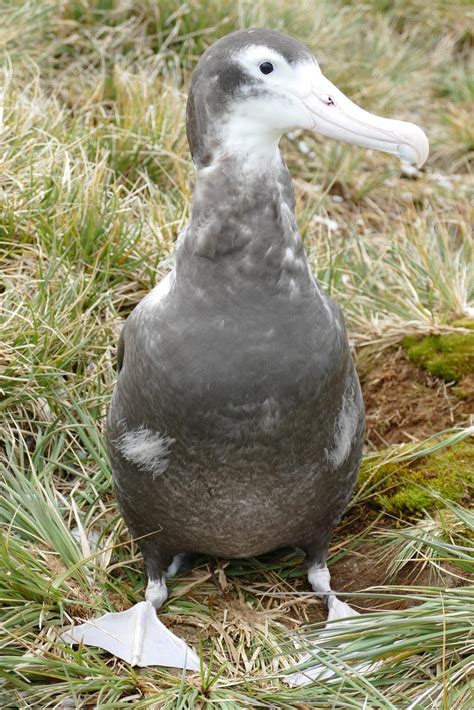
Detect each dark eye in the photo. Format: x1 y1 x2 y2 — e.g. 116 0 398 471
259 62 274 75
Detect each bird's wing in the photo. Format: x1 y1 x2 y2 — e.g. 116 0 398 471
116 325 126 373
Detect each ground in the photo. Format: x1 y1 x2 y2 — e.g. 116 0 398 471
1 0 473 708
362 344 473 447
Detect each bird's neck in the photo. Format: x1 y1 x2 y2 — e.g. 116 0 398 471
176 153 314 299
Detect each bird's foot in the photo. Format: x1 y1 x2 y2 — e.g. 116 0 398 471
285 563 366 686
61 600 200 670
308 563 360 619
327 593 360 622
61 559 202 669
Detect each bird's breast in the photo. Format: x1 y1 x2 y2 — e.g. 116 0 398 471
117 285 350 452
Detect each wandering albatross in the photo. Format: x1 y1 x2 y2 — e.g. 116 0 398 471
63 28 428 681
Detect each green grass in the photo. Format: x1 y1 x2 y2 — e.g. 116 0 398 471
1 0 473 707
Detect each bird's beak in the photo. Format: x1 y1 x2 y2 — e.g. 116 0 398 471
300 65 429 168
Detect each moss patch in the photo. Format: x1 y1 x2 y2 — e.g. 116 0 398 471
359 441 474 516
402 328 474 382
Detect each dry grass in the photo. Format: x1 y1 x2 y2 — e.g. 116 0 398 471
1 0 473 707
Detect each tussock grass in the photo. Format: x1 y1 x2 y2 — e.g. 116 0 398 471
1 0 473 706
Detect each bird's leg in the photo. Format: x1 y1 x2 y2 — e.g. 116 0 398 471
307 560 359 621
165 552 196 578
304 541 359 621
139 540 174 605
145 551 196 607
145 576 168 608
284 548 362 685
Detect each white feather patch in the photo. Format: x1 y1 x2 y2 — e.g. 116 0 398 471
139 271 174 311
116 427 175 478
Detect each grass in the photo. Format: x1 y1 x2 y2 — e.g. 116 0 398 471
1 0 473 707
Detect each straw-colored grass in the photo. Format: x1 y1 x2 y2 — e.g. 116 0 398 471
1 0 473 707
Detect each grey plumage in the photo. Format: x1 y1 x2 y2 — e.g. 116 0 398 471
107 28 365 584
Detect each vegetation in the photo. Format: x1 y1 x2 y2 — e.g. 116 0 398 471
402 330 474 382
1 0 473 707
358 438 474 516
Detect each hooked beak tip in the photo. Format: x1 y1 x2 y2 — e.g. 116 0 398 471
398 124 429 168
302 67 430 168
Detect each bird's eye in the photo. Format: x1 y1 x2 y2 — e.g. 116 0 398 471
259 62 274 75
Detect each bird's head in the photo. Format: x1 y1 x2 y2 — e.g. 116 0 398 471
187 28 428 171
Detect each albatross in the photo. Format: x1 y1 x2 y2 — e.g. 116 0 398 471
63 28 428 679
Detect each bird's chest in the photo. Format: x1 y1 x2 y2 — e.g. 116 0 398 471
125 288 347 446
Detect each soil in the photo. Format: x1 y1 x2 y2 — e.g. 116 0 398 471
360 348 473 448
330 544 463 611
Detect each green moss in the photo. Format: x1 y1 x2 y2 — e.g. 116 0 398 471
402 329 474 382
359 441 474 516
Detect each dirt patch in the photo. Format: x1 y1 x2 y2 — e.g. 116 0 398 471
361 348 473 448
330 544 463 612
